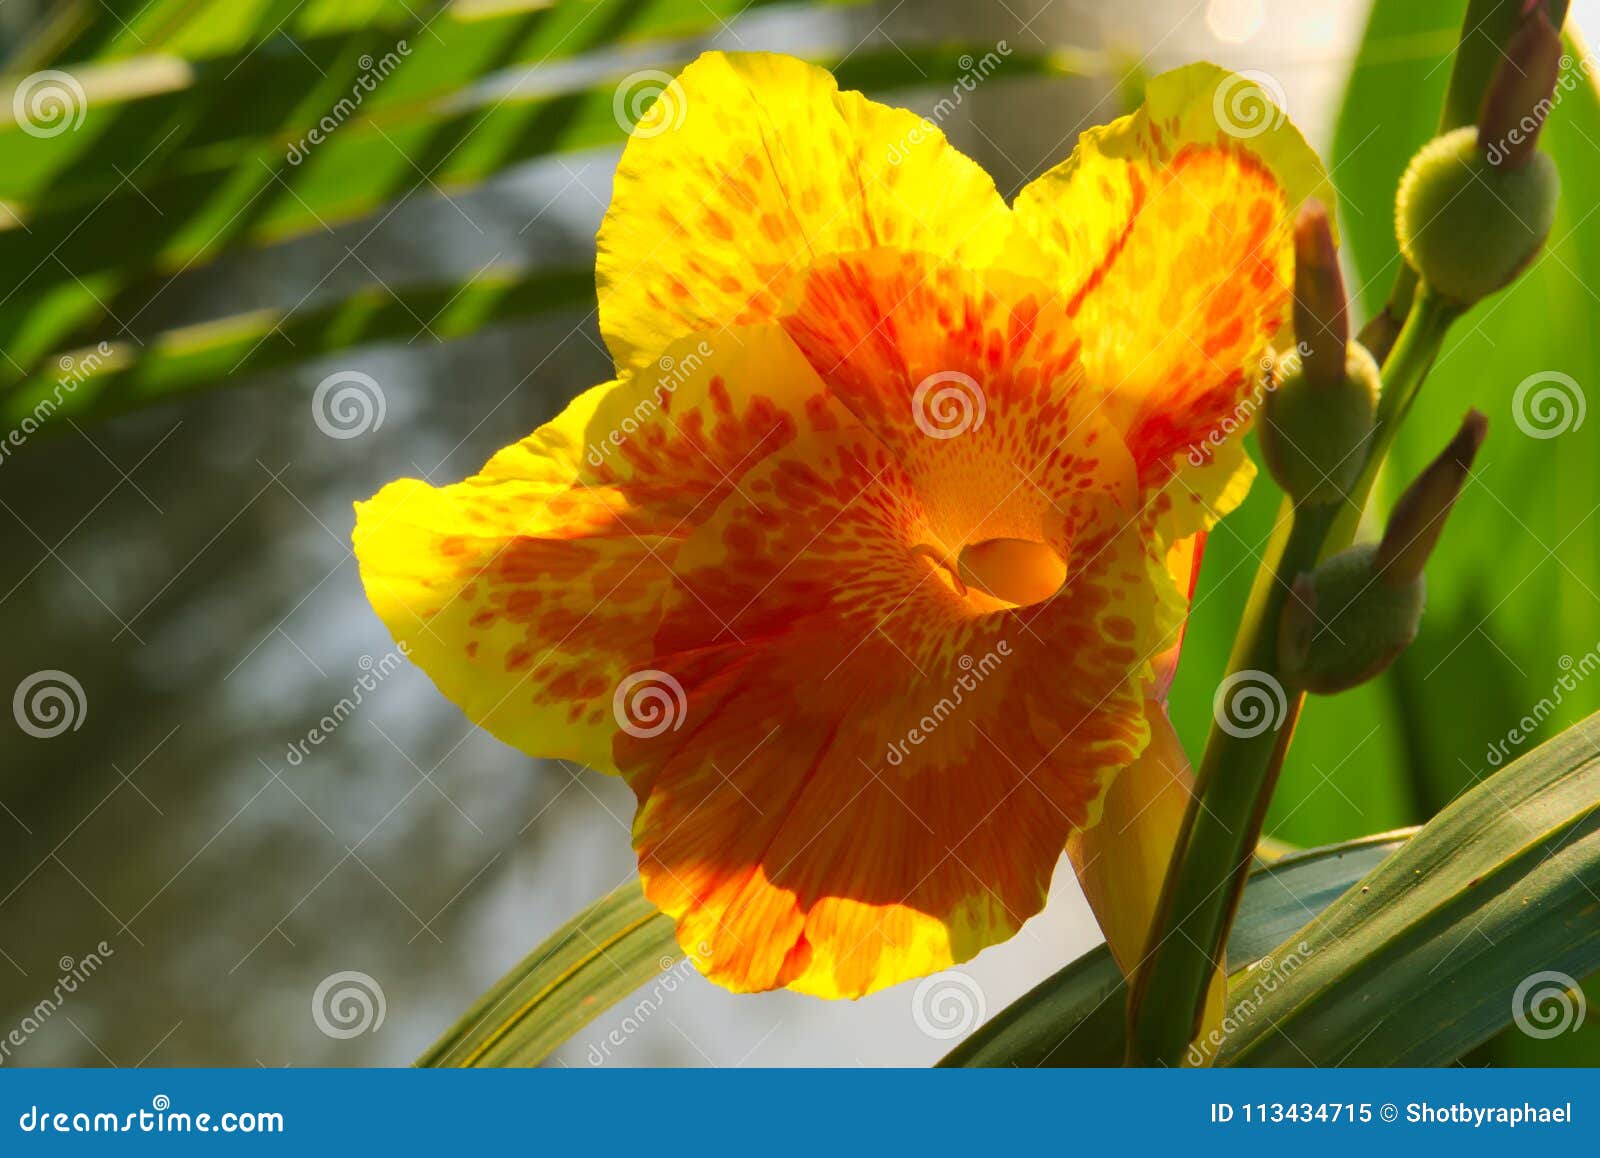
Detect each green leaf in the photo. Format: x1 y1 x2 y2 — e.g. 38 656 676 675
0 44 1077 300
0 0 864 208
44 0 831 70
0 39 1088 403
0 267 594 428
938 831 1411 1067
418 878 678 1069
0 2 889 389
1219 712 1600 1066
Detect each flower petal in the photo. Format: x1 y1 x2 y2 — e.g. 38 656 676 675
618 428 1169 997
1065 699 1226 1059
780 248 1138 561
1010 63 1331 486
597 51 1011 372
1066 699 1191 978
351 326 843 772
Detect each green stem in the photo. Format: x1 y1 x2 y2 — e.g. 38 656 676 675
1328 286 1460 550
1123 506 1329 1065
1123 284 1460 1067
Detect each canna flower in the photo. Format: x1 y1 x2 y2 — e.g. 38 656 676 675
353 52 1329 999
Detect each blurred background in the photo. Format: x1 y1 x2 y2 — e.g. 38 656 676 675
1 0 1598 1067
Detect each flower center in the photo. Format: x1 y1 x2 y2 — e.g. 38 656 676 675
956 537 1068 608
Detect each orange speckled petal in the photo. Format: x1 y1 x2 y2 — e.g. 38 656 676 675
1010 63 1332 487
597 51 1011 373
780 248 1138 563
617 429 1171 997
351 326 847 773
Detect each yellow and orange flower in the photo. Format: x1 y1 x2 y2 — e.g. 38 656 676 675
353 53 1329 1000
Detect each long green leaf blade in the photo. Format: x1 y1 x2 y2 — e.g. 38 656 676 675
1220 713 1600 1066
418 878 677 1069
939 832 1411 1068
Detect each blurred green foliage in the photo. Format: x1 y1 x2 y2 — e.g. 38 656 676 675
0 0 1098 427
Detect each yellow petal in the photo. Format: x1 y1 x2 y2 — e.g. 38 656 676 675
597 51 1011 372
1010 63 1331 493
1066 698 1226 1061
351 325 842 772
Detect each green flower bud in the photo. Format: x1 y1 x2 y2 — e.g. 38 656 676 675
1397 125 1559 305
1258 342 1381 506
1278 411 1485 695
1279 544 1425 695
